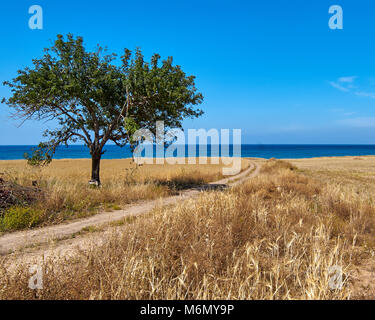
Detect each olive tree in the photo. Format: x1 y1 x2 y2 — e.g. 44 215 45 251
2 34 203 185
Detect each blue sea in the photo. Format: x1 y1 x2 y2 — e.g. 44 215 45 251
2 145 375 160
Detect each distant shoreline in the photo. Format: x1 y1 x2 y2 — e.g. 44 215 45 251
0 155 374 163
2 145 375 160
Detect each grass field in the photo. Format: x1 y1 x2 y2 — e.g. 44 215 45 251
1 157 374 299
0 158 250 232
289 156 375 210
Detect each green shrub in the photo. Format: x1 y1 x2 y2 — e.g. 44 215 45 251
0 206 44 231
23 142 53 168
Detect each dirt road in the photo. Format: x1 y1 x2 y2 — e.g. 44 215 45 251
0 161 260 261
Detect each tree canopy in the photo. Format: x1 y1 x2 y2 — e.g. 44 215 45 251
2 34 204 184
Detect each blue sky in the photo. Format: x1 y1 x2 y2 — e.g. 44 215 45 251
1 0 375 144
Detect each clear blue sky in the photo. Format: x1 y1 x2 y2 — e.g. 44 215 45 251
1 0 375 144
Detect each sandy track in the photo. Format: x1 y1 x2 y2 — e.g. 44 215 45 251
0 161 260 256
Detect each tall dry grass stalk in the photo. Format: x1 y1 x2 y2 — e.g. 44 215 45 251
1 159 372 299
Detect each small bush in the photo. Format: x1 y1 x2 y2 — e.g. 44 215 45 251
0 178 42 212
0 206 44 231
260 159 297 174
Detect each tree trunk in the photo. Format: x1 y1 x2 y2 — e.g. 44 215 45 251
90 153 101 186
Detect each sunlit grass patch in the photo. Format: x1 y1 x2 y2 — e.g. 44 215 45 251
0 158 250 232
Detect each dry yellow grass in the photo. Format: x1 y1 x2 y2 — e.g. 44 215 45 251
289 156 375 187
1 158 374 299
289 155 375 173
289 156 375 247
0 158 250 230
